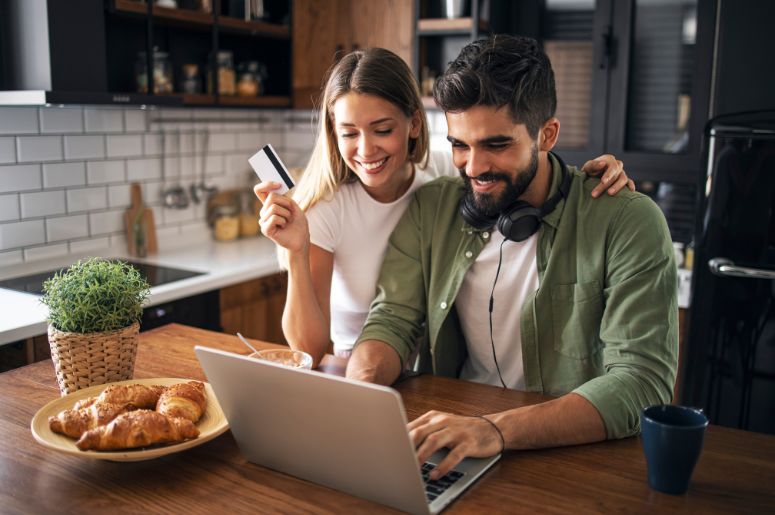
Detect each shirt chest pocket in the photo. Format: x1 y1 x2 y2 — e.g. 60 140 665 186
551 281 604 359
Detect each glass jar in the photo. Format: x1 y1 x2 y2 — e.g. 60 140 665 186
180 64 202 94
208 51 236 96
135 49 173 94
212 204 240 241
239 191 260 237
236 61 260 97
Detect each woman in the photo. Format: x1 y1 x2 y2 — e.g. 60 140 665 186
255 48 633 364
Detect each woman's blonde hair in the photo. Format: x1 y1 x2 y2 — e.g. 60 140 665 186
293 47 430 212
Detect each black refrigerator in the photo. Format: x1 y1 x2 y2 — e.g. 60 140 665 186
683 111 775 434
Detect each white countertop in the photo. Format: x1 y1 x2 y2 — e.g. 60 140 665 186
0 237 282 345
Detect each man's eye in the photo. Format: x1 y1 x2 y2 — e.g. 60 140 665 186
487 143 508 150
451 142 467 149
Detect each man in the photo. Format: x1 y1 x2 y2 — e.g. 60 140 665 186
345 35 678 480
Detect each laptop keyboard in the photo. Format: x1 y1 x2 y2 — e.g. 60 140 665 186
422 462 465 503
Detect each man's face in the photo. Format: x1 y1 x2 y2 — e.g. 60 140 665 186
446 105 540 216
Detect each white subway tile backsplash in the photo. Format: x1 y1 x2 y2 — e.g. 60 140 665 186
209 133 238 152
20 190 66 218
285 130 315 151
225 154 252 177
0 105 314 261
0 194 20 222
162 204 197 224
64 135 105 160
89 209 124 235
124 109 147 132
106 134 143 158
39 107 84 134
0 250 23 267
16 136 63 162
23 243 69 262
67 187 108 213
46 214 89 241
87 160 125 184
143 133 163 155
204 154 224 175
0 137 15 163
84 108 123 133
0 107 39 135
43 162 86 188
263 131 284 151
69 236 110 255
107 184 131 208
0 220 45 250
237 131 263 151
0 164 41 193
127 158 162 181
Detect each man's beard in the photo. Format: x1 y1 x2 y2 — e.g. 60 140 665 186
460 144 539 217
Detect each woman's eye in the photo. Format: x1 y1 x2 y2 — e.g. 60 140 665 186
339 133 357 139
375 129 393 135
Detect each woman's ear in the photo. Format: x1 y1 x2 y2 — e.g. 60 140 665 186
538 117 560 151
409 109 422 139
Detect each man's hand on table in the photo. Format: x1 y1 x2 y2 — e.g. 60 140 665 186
408 411 504 480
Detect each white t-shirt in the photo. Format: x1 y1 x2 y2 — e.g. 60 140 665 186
307 150 458 354
457 233 539 390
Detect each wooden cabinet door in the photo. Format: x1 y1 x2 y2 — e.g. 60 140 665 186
292 0 353 108
292 0 415 108
220 273 288 345
349 0 414 67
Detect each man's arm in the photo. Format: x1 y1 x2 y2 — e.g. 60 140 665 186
409 393 605 480
346 340 402 385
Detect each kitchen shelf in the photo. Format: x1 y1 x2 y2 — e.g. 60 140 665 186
114 0 212 25
218 95 291 108
417 17 489 36
112 1 289 38
218 16 290 39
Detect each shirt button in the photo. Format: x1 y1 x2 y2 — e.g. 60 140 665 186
465 251 473 258
440 302 448 309
483 232 490 239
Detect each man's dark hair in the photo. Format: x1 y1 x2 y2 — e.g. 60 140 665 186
433 35 557 139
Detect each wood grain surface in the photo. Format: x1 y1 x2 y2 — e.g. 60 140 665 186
1 324 773 514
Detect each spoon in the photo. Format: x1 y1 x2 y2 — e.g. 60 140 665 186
236 332 260 355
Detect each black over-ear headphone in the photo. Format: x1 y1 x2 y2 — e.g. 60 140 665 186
459 151 571 242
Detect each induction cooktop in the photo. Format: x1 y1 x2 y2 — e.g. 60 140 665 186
0 260 204 295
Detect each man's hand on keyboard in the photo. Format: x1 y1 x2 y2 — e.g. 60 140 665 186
407 411 503 480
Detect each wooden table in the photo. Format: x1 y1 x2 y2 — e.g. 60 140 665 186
1 324 773 514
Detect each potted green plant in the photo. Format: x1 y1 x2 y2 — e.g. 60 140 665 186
41 258 150 395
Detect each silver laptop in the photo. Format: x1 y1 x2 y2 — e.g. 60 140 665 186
195 346 500 514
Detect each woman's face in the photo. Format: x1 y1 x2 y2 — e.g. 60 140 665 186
332 92 421 202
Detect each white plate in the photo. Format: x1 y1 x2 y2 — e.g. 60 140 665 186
30 378 228 462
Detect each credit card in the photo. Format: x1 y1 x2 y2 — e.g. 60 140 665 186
248 143 295 194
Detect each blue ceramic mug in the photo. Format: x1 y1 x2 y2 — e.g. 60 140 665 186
641 404 709 495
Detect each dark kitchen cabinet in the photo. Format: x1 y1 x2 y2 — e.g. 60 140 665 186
543 0 716 184
0 0 292 107
107 0 292 107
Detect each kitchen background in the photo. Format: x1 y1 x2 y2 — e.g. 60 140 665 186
1 0 774 434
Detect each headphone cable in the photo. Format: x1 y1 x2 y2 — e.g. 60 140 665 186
489 236 508 388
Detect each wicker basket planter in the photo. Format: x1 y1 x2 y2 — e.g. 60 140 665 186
48 322 140 396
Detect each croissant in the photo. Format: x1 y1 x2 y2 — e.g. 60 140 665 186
49 402 133 439
75 410 199 451
156 381 206 423
73 396 97 410
94 384 165 409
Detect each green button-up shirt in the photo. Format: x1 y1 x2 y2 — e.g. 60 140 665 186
357 154 678 439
